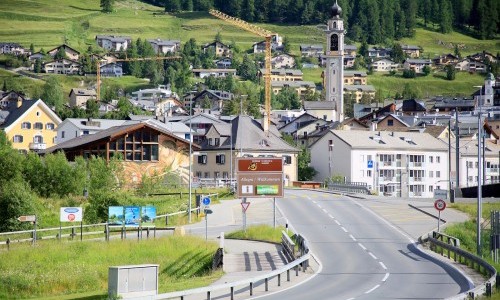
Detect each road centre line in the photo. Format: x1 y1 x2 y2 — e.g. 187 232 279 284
368 252 377 260
341 226 348 233
379 261 387 270
334 220 341 225
349 234 356 241
358 243 367 250
365 284 380 294
382 273 390 282
322 208 328 213
328 214 334 219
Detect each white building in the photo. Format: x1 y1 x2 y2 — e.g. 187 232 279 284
310 130 449 198
43 59 80 75
147 39 180 54
95 35 132 51
131 85 178 101
56 118 128 144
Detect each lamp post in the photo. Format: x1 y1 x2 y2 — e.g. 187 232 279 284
474 85 483 256
188 103 193 223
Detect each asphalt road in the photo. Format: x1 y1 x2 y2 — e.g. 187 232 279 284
256 189 472 300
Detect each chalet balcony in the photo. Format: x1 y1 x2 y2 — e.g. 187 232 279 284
29 143 46 150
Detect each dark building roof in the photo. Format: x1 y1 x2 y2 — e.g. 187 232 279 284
0 99 38 128
402 99 426 112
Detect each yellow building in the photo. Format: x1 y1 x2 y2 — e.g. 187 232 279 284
0 96 61 153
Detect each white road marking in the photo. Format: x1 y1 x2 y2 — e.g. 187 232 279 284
312 200 317 204
322 208 328 213
365 284 380 294
335 220 341 226
349 234 356 241
358 243 367 251
368 252 377 260
341 226 348 233
328 214 334 219
379 262 387 270
382 273 390 282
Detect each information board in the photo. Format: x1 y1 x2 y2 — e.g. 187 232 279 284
237 158 284 198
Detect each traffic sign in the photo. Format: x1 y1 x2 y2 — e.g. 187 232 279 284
367 160 373 168
202 197 211 206
17 215 36 222
434 199 446 211
237 158 283 172
241 202 251 212
204 209 213 214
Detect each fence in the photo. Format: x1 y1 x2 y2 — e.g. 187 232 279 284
326 179 371 195
425 231 497 299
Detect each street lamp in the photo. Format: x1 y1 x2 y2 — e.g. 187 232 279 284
474 85 483 256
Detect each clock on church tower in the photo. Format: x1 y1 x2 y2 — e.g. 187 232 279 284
324 1 344 122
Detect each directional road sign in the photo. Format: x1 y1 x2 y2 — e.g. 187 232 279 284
17 215 36 222
202 197 211 206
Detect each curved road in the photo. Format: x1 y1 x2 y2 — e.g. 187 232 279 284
257 189 471 300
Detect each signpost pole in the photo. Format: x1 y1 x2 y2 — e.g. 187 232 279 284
205 213 208 241
438 211 441 232
273 197 276 228
243 197 247 233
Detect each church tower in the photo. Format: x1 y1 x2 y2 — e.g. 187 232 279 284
324 1 344 121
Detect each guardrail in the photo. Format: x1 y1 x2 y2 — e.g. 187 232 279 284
326 182 371 194
425 231 497 299
156 253 310 300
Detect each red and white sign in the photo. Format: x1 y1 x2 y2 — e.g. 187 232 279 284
434 199 446 211
60 207 83 222
241 202 251 212
17 215 36 222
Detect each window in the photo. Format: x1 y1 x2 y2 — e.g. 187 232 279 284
436 156 440 163
34 122 43 129
214 172 220 178
283 155 292 165
83 130 89 135
196 171 202 178
13 135 23 143
214 138 220 146
429 186 434 192
429 171 434 178
33 135 43 143
429 156 433 163
436 171 441 178
204 172 210 178
46 123 55 130
198 155 207 164
61 131 65 138
21 122 31 129
367 170 372 177
223 172 228 178
387 120 394 126
216 154 225 164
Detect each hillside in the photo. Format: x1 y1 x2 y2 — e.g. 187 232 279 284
0 0 497 99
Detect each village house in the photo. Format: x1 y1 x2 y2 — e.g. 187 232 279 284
303 101 337 122
370 58 399 72
95 35 132 51
271 81 316 98
403 59 433 73
214 57 232 69
259 69 303 82
69 88 97 108
191 89 233 113
344 71 368 85
344 85 376 103
191 68 237 79
368 47 392 60
203 41 231 57
300 44 323 57
0 42 29 56
252 34 283 54
147 38 181 54
100 62 123 77
47 44 80 61
0 95 61 153
401 45 421 58
455 59 487 73
43 59 81 75
271 54 296 69
433 53 459 66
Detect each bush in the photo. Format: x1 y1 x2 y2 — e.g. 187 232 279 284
402 69 416 78
0 180 36 232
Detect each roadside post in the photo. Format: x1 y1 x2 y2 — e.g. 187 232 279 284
17 215 37 245
202 196 212 241
434 199 446 232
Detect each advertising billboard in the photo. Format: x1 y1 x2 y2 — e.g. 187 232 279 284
141 206 156 227
108 206 125 226
124 206 141 227
60 207 83 222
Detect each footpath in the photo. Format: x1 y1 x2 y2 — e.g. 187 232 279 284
178 192 488 300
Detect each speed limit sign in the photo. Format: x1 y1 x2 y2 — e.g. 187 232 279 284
434 199 446 211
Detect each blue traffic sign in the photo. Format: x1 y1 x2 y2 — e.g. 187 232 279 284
367 160 373 168
202 197 211 206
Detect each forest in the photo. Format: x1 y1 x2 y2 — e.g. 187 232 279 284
157 0 499 41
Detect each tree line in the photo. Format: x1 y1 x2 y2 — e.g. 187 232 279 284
158 0 499 40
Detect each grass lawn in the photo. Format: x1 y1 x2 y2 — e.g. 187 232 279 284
0 236 221 299
226 224 290 244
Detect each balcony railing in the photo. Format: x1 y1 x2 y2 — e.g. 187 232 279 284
409 162 424 168
29 143 46 150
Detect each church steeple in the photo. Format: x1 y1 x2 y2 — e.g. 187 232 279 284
324 1 345 121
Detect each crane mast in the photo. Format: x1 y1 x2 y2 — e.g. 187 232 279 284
208 9 273 132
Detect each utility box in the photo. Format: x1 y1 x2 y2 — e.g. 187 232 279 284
108 264 159 299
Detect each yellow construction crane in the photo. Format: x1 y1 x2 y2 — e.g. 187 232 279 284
208 9 274 130
96 56 181 101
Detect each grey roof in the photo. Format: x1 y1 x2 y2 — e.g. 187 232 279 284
261 69 303 76
147 39 180 46
69 88 96 97
433 97 475 108
61 118 129 130
402 45 420 50
344 85 376 92
231 115 299 152
0 99 39 128
95 35 131 42
405 59 432 64
332 130 447 151
344 70 367 77
344 45 357 50
271 81 315 88
300 44 323 50
303 101 336 110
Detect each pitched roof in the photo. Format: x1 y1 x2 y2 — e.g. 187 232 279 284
401 99 426 112
69 88 97 97
95 35 131 42
0 99 61 130
47 44 80 54
303 101 336 110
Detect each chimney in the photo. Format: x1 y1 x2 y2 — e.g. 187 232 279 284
16 97 22 108
262 115 270 133
370 122 377 131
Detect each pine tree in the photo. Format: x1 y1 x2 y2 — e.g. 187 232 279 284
41 77 64 110
439 0 453 33
241 0 255 22
165 0 181 12
183 0 194 11
100 0 114 13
